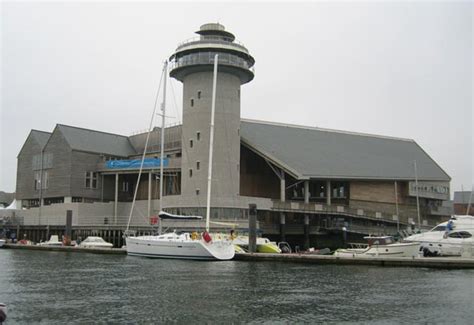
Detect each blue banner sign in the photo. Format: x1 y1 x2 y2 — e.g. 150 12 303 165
106 158 168 169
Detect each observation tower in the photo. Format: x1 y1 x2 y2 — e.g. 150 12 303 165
169 23 255 201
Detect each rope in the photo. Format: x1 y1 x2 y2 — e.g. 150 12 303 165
125 62 165 233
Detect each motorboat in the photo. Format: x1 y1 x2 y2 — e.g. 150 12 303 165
404 215 474 256
0 302 7 323
78 236 113 248
0 239 5 248
126 228 234 260
232 235 281 253
334 236 419 258
38 235 63 247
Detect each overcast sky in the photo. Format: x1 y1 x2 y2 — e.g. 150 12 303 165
1 1 472 196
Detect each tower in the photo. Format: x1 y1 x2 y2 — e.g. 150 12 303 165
169 23 255 202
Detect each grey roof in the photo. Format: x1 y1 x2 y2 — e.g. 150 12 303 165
0 191 14 205
240 119 450 181
31 130 51 149
453 191 473 204
56 124 136 157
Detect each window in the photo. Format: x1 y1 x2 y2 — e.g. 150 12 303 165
34 171 41 190
85 171 98 189
196 132 201 141
190 139 193 148
196 161 200 170
197 91 201 99
34 171 48 190
449 231 472 239
189 169 193 178
122 181 129 192
196 188 200 195
190 98 194 107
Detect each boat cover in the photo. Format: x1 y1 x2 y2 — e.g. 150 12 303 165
158 211 203 220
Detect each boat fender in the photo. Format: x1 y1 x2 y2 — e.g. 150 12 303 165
191 232 198 240
202 231 212 243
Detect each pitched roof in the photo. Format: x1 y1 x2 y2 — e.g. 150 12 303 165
240 119 450 181
31 130 51 149
56 124 136 157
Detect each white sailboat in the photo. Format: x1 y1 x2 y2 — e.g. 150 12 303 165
125 57 235 260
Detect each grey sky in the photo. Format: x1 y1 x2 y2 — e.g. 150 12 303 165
1 1 472 196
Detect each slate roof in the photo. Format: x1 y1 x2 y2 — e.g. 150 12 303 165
240 119 450 181
56 124 136 157
31 130 51 149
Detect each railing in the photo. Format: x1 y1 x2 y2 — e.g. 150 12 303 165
271 200 422 227
169 52 254 73
176 36 249 52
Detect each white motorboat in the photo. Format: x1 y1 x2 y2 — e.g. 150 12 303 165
0 239 5 248
38 235 63 247
231 235 281 253
125 59 235 261
78 236 113 248
0 302 7 323
334 236 419 258
404 215 474 256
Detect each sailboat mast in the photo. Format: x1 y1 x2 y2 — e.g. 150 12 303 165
206 54 219 232
414 160 421 230
159 60 168 235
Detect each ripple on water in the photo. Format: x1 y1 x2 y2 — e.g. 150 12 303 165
1 250 473 324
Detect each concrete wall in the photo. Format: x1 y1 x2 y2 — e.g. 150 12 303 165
179 71 242 200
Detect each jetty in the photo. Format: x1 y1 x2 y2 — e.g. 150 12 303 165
3 244 474 269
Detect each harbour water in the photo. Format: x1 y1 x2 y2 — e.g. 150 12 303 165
0 249 473 324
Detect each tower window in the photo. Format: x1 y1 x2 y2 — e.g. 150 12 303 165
189 169 193 178
197 91 201 99
196 161 200 170
196 131 201 141
190 139 193 148
190 98 194 107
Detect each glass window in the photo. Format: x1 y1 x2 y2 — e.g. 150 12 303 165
431 225 446 232
190 139 193 148
190 98 194 107
196 161 200 170
448 232 462 238
196 132 201 141
189 169 193 178
197 91 201 99
85 171 98 189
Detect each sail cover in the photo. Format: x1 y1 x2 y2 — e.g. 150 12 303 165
158 211 203 220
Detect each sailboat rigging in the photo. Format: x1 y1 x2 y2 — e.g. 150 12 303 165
125 56 235 261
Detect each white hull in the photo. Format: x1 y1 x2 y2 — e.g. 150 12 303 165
0 239 5 248
335 242 419 258
126 233 235 261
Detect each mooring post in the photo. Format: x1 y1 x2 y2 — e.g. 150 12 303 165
248 204 257 253
279 213 286 242
65 210 72 245
304 214 310 250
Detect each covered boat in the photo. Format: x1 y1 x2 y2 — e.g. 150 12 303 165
334 236 419 258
